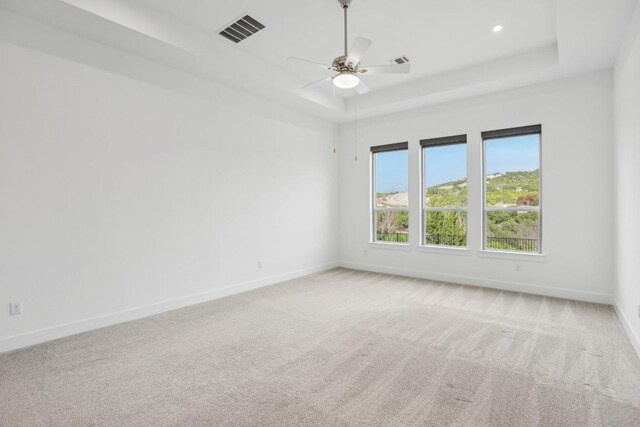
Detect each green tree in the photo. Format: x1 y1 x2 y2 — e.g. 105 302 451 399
426 211 466 246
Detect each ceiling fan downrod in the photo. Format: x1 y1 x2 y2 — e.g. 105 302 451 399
339 0 352 57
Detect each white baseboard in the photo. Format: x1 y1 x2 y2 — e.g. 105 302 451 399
0 262 338 354
613 301 640 360
340 261 612 305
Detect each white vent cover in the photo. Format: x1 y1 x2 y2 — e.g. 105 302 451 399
219 15 265 43
391 56 410 65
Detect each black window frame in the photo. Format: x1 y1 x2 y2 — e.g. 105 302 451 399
371 142 410 244
420 135 468 248
481 125 543 254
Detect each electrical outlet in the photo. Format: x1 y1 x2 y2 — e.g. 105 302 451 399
9 302 22 316
258 260 263 269
363 249 368 256
515 264 521 272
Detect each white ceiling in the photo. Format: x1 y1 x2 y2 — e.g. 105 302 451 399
0 0 638 122
135 0 557 90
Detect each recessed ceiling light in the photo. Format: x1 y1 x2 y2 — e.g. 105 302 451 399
492 25 503 33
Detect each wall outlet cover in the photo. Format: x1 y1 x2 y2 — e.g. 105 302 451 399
9 302 22 316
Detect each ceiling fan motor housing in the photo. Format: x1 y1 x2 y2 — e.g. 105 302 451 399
332 55 356 72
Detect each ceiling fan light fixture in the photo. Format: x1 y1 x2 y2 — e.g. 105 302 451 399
333 71 360 89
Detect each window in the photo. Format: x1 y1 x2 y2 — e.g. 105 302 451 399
421 135 467 247
372 143 409 243
482 125 541 253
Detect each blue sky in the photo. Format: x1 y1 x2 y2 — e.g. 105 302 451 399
376 134 540 192
485 134 540 177
375 150 408 193
424 144 466 188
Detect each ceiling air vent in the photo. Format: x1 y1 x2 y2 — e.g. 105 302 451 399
219 15 265 44
391 56 410 65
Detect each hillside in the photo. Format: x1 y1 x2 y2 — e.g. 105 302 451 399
427 170 539 208
485 170 539 207
375 170 540 250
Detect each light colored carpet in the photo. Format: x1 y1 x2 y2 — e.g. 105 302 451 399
1 268 639 426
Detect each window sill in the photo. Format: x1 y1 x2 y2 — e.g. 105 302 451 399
478 250 546 262
368 242 412 251
417 245 471 256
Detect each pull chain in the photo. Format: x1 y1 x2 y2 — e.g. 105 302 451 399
354 91 358 161
333 83 337 154
333 120 337 154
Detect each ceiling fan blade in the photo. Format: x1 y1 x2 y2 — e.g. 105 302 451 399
360 62 410 75
287 57 332 70
356 79 370 95
346 37 372 66
301 75 334 90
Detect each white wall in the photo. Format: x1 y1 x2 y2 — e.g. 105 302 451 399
614 3 640 355
339 71 614 303
0 41 338 352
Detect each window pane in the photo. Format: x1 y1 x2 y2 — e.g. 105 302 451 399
486 211 539 252
375 210 409 243
485 134 540 208
425 211 467 247
424 144 467 208
375 150 408 208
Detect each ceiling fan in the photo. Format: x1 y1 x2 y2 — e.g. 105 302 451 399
288 0 410 94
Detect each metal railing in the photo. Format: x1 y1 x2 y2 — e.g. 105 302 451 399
377 232 538 252
424 234 539 252
376 231 409 243
425 234 467 247
486 236 539 252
